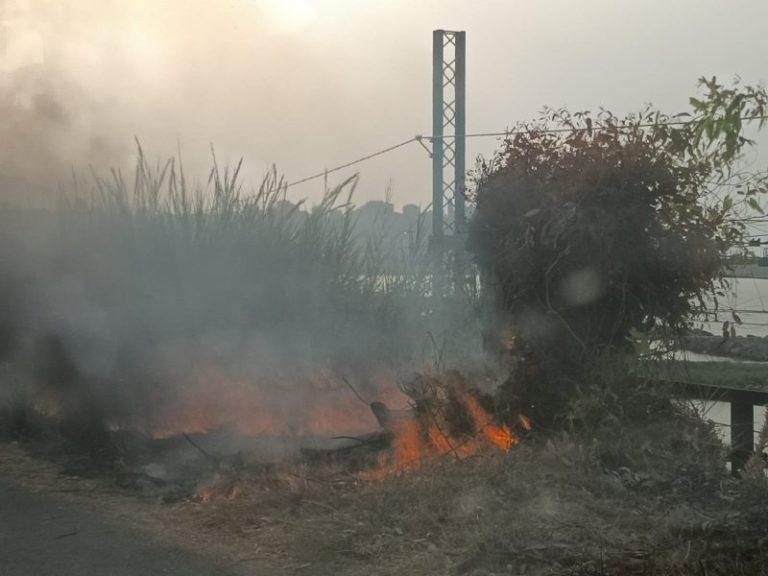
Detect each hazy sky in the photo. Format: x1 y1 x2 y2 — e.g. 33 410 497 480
2 0 768 207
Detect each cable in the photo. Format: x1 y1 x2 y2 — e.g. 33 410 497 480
286 137 418 188
436 114 768 141
286 114 768 189
696 308 768 314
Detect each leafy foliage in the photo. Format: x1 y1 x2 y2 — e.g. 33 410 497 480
690 76 768 165
468 80 768 405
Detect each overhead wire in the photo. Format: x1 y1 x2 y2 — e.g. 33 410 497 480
287 137 418 188
286 114 768 189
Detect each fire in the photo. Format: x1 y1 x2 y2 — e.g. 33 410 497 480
31 355 528 491
130 368 410 440
225 482 242 500
461 394 516 450
391 418 422 469
427 424 454 454
363 389 529 478
483 424 516 450
196 479 241 502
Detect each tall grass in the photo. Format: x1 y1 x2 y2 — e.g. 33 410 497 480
0 146 484 434
65 146 439 351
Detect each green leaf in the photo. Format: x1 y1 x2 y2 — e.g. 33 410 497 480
722 196 733 212
747 197 764 214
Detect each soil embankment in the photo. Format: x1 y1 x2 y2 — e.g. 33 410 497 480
680 333 768 361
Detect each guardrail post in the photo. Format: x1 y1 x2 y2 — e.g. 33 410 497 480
731 402 754 474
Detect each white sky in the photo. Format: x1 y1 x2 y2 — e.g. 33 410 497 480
2 0 768 207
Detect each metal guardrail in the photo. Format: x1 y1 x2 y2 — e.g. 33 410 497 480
665 379 768 473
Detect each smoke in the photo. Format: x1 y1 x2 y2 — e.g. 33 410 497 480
0 1 135 203
0 157 482 446
0 1 496 447
0 0 427 207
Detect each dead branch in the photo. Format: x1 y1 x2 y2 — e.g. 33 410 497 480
182 433 220 466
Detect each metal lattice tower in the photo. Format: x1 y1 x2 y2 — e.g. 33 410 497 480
432 29 466 246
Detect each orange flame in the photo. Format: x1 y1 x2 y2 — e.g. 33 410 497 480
131 369 410 439
196 480 241 502
362 391 527 479
461 394 516 451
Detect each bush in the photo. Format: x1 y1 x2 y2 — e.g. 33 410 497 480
469 79 768 422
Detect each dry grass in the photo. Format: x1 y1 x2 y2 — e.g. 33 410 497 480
198 433 766 576
2 418 767 576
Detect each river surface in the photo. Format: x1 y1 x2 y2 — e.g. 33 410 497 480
697 276 768 337
687 277 768 447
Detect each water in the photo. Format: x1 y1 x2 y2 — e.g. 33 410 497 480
696 276 768 337
688 277 768 447
692 401 765 448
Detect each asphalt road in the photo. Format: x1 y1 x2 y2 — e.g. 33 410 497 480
0 479 248 576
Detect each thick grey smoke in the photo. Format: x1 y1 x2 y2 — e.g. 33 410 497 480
4 0 768 209
0 0 428 207
0 1 482 445
0 62 127 204
0 160 481 444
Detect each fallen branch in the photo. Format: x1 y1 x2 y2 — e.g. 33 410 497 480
182 433 220 465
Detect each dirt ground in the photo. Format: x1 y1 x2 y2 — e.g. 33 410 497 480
2 432 767 576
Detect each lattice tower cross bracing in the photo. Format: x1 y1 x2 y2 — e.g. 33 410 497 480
432 29 466 245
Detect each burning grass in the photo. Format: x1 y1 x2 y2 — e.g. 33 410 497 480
353 371 530 479
3 369 767 576
5 424 765 576
159 433 768 576
0 146 485 449
173 376 766 575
